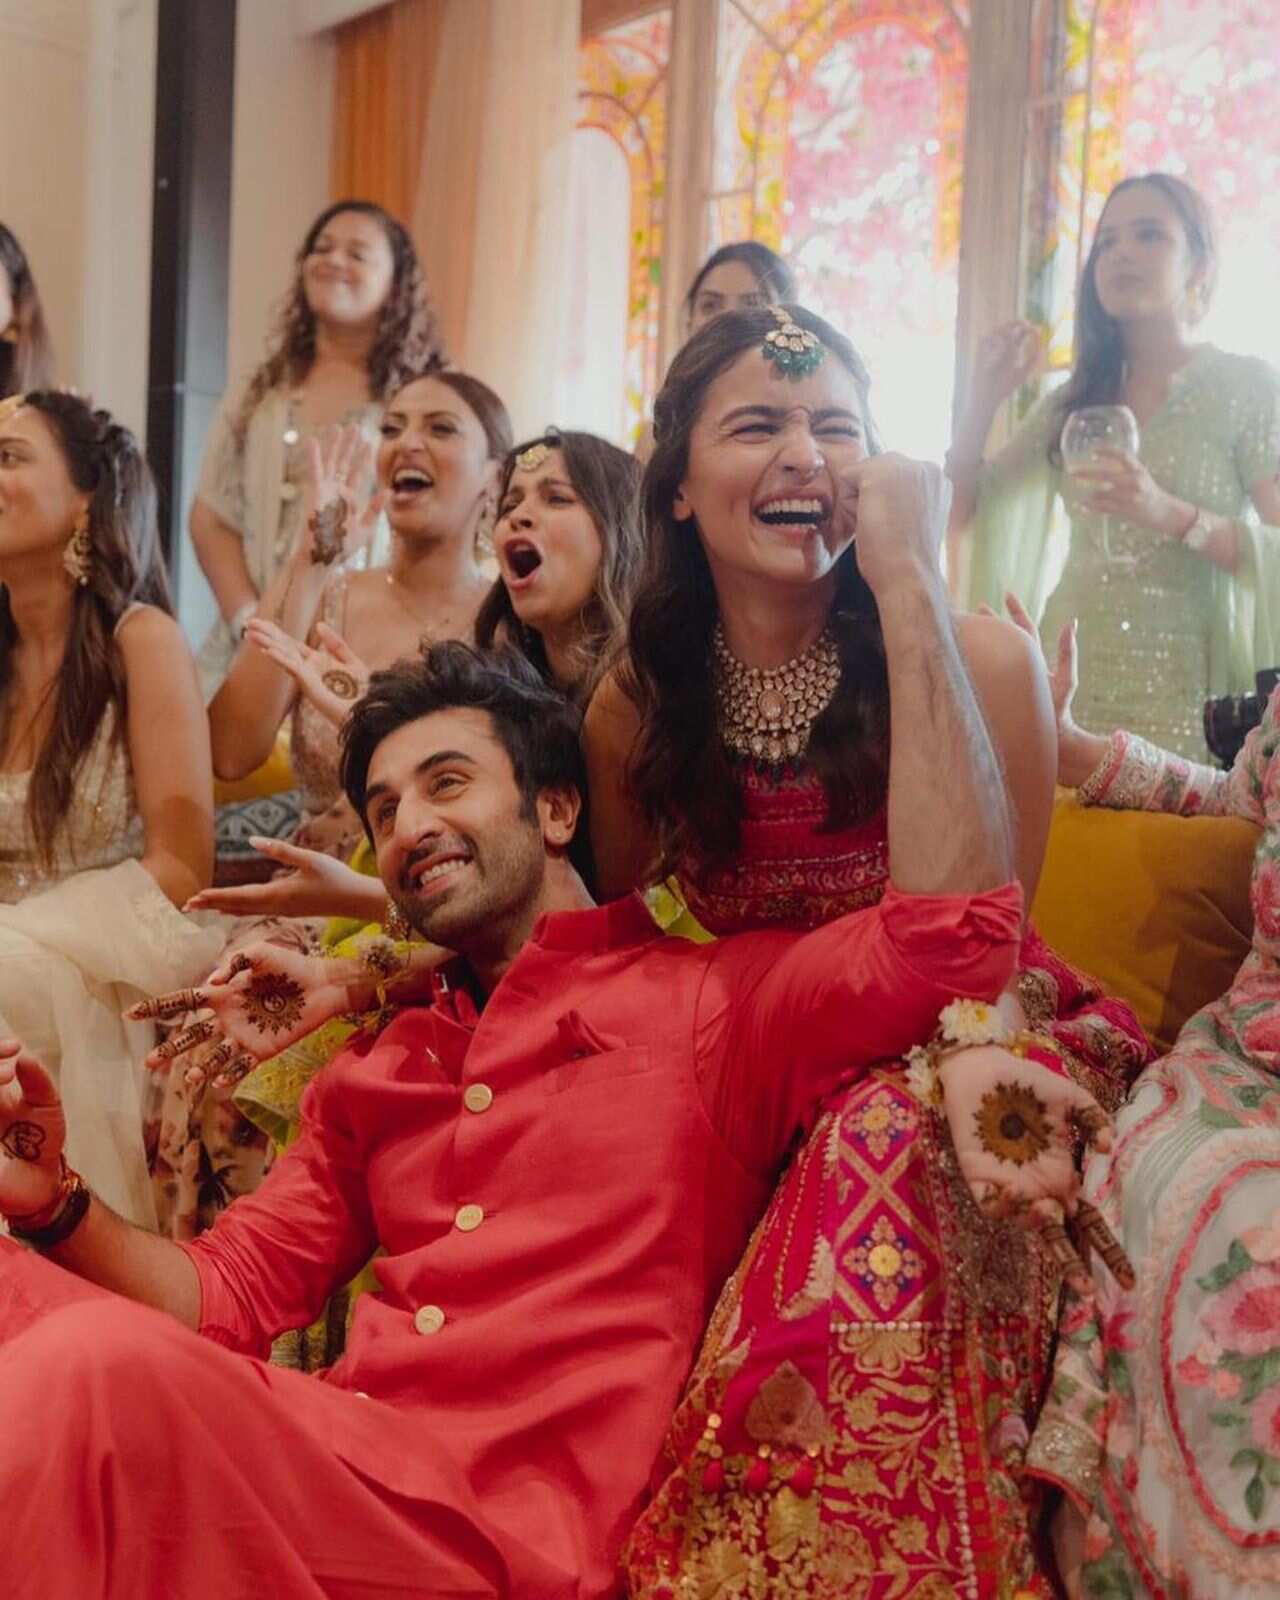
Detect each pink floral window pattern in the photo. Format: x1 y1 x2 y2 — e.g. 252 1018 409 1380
575 11 672 442
1026 0 1280 374
710 1 970 459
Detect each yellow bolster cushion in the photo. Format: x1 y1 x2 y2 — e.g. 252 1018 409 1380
213 733 296 805
1030 793 1256 1055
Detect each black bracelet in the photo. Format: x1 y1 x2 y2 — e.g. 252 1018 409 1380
9 1171 91 1250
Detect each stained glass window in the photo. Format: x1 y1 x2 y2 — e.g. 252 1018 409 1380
567 10 672 443
1025 0 1280 374
710 1 970 459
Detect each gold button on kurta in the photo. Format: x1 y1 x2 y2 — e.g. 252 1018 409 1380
454 1204 484 1233
412 1305 445 1337
463 1083 493 1114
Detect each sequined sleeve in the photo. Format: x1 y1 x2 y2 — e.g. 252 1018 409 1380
194 392 248 535
1232 356 1280 488
978 388 1062 501
1076 687 1280 825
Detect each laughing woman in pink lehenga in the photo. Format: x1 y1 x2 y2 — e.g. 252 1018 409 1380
583 305 1151 1597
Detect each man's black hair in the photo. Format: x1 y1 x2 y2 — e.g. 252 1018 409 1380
340 640 588 842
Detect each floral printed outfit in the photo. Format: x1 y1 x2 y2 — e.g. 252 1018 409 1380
1027 689 1280 1598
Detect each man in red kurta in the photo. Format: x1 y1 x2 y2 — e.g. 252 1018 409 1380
0 615 1021 1597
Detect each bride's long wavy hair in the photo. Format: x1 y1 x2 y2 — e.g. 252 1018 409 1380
0 392 171 866
622 305 889 875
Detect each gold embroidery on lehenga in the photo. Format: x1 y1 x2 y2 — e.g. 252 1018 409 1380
1016 967 1059 1027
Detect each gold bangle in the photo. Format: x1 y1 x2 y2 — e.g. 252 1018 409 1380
383 898 414 943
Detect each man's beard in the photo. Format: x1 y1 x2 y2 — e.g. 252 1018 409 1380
389 819 545 954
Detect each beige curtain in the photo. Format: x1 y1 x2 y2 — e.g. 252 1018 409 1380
413 0 580 434
331 0 443 223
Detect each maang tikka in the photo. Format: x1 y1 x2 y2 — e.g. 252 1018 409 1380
761 306 825 379
62 506 93 587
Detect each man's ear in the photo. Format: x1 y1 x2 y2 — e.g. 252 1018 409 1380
538 784 582 850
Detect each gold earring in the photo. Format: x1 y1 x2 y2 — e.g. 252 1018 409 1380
62 507 92 587
475 491 497 557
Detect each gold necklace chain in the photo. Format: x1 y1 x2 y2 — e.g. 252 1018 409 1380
383 570 487 644
712 620 841 766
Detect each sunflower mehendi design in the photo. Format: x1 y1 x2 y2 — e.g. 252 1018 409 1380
973 1081 1052 1166
240 973 306 1036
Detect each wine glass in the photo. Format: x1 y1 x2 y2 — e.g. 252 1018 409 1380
1060 405 1140 565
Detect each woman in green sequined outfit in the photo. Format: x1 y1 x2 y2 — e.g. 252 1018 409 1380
949 173 1280 760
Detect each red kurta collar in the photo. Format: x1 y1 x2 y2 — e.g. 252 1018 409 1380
530 890 659 953
426 892 661 1024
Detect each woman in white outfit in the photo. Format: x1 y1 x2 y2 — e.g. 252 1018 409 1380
0 390 218 1226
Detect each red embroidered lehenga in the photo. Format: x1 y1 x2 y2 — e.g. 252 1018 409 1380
622 765 1151 1600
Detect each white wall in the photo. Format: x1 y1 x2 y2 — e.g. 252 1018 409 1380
225 4 336 393
293 0 390 33
0 0 158 436
81 0 158 437
0 0 90 390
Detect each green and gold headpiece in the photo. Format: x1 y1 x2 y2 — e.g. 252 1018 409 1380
762 307 824 379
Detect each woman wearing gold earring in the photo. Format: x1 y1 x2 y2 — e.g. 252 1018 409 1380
143 368 511 1240
0 390 217 1227
949 173 1280 760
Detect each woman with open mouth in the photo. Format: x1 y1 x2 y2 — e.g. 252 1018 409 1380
146 368 512 1242
574 303 1149 1597
191 427 645 936
475 427 644 704
140 427 648 1254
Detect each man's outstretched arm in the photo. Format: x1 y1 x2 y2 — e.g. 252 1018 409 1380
0 1040 376 1353
0 1043 201 1326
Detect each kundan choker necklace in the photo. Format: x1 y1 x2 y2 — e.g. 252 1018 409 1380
713 620 841 765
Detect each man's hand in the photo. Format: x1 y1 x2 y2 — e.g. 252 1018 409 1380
938 1045 1133 1293
0 1041 66 1219
841 453 951 597
127 944 361 1087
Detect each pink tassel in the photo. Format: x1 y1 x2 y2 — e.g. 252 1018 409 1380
744 1455 771 1494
